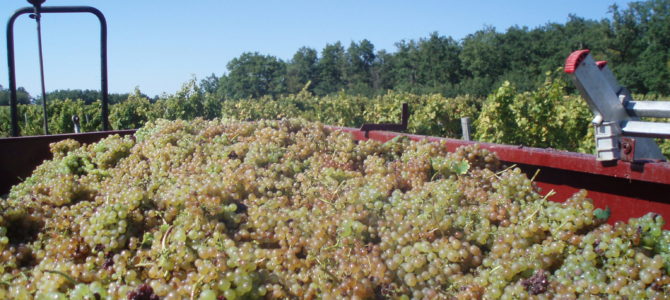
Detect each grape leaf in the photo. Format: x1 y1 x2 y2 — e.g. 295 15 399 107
594 206 610 221
339 221 353 238
384 135 409 145
450 160 470 175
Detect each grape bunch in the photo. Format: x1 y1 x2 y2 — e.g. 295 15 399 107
0 118 668 299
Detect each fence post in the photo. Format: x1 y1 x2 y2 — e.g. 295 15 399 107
461 117 472 141
72 115 81 133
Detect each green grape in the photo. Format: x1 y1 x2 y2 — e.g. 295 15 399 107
1 118 669 299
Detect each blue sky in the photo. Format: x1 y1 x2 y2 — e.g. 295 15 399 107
1 0 635 98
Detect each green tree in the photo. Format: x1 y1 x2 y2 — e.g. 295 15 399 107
345 39 376 94
460 27 506 80
315 42 347 95
200 73 220 95
416 32 463 94
391 39 421 91
371 49 395 92
634 0 670 95
286 47 319 94
44 89 100 104
38 89 146 105
607 0 670 95
0 85 31 106
222 52 287 99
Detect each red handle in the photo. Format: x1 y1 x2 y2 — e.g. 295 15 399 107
565 49 590 74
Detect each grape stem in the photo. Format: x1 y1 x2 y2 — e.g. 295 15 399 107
530 168 541 182
524 190 556 223
323 238 342 251
555 220 569 231
161 225 175 251
331 180 346 200
494 164 518 178
255 257 267 264
317 197 334 207
134 262 153 267
542 190 556 201
315 258 340 283
44 269 77 285
190 275 205 300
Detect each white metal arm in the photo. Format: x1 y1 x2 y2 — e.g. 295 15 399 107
565 49 667 161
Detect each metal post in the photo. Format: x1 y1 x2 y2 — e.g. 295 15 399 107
7 10 22 136
72 115 80 133
7 5 110 136
461 117 472 141
28 1 50 135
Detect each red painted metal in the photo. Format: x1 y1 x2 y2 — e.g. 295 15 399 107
2 127 670 228
0 130 135 194
596 61 608 69
565 49 590 74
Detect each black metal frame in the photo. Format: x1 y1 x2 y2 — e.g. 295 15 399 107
359 103 409 138
6 5 110 137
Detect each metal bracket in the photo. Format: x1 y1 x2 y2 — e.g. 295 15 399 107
360 103 409 138
620 137 636 162
565 49 666 162
594 121 621 161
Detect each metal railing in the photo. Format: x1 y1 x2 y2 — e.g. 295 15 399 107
6 3 110 137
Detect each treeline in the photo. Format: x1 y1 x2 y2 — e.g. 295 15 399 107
204 0 670 99
37 89 152 105
0 85 31 105
0 86 150 106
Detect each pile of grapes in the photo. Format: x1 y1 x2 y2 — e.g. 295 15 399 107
1 118 669 299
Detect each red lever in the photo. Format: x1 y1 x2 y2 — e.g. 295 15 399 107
596 61 608 69
565 49 590 74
